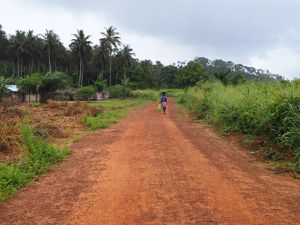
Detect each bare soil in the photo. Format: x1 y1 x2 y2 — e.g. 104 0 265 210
0 99 299 225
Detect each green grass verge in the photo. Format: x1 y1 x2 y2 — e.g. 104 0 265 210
87 98 145 108
85 98 147 130
84 109 128 130
0 124 71 203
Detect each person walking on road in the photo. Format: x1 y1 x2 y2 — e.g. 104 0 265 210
160 92 167 114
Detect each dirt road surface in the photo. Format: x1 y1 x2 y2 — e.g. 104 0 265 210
1 100 299 225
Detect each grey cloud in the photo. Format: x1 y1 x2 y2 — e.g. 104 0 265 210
31 0 300 54
15 0 300 76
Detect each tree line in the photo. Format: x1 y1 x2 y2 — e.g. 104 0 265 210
0 24 283 90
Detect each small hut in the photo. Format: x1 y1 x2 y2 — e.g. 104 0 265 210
4 85 21 103
96 91 110 101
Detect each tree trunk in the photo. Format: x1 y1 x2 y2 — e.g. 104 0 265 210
116 70 118 85
32 59 34 74
81 61 84 86
13 62 16 75
40 93 48 104
78 54 82 87
21 58 23 77
109 52 112 86
37 62 40 73
17 57 20 77
124 67 126 80
48 47 52 72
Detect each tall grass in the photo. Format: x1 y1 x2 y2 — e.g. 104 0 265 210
0 124 71 202
179 80 300 170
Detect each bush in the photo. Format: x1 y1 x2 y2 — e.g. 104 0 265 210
132 89 159 101
0 123 71 202
179 80 300 167
94 80 106 92
76 86 96 100
132 89 183 101
39 72 69 103
108 85 132 98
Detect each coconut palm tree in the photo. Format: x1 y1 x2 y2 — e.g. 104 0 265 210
0 25 9 61
95 42 109 80
69 29 92 87
120 45 135 80
9 30 26 77
43 30 60 73
100 26 121 86
24 30 37 75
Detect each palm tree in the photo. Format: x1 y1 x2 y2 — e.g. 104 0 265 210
0 25 9 61
69 30 92 87
9 30 26 77
100 26 121 86
120 45 135 80
24 30 36 75
95 43 109 80
43 30 60 73
0 76 11 102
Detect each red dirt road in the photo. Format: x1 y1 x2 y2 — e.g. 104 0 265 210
1 100 299 225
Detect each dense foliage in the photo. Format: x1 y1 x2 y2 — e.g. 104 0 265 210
76 86 96 100
179 81 300 170
0 24 283 91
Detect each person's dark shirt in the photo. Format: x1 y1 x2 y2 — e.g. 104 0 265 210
160 96 167 103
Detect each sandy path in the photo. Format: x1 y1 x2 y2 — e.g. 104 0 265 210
0 100 299 225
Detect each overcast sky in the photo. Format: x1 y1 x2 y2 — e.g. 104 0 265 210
0 0 300 79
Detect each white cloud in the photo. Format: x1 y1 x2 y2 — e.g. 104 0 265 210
248 47 300 79
1 0 300 78
0 0 109 46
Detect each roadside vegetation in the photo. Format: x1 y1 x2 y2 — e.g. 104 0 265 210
0 123 70 202
84 99 146 129
178 80 300 173
0 22 298 202
132 89 184 101
0 98 145 203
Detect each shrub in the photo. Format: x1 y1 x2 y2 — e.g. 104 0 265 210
76 86 96 100
179 80 300 167
108 85 132 98
94 80 106 92
132 89 159 101
132 89 183 101
32 123 66 139
21 124 71 174
38 72 69 103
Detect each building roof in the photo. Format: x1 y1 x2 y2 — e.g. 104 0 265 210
5 85 19 92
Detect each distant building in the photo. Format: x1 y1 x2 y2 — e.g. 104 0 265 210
4 85 21 103
96 91 110 101
4 85 40 102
